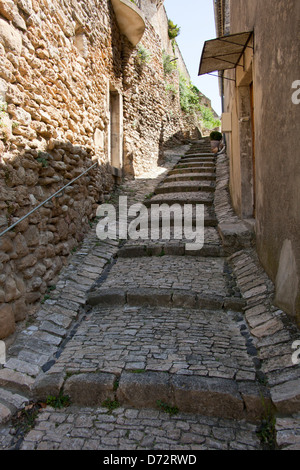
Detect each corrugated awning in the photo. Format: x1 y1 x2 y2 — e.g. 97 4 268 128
198 32 253 75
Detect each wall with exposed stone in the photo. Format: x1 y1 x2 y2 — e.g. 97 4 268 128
0 0 204 339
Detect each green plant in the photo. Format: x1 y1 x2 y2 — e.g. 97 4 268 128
136 44 151 65
158 248 165 257
0 101 7 123
11 403 42 435
165 83 177 97
102 399 120 413
168 20 180 40
157 400 178 416
179 75 201 114
200 106 221 130
36 156 49 167
47 285 56 292
41 294 50 304
46 393 71 409
210 131 222 141
257 395 277 450
162 50 177 75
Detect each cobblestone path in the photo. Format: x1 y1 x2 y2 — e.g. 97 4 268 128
0 140 299 451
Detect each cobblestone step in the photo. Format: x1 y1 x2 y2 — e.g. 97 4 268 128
117 240 223 258
179 156 215 163
6 405 262 450
182 152 214 157
155 181 215 194
177 162 215 169
0 389 30 424
0 141 299 450
86 287 245 311
145 192 215 206
165 173 216 182
169 167 216 175
30 303 266 422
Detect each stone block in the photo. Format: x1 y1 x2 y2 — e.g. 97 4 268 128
32 372 65 401
271 378 300 414
127 288 172 307
223 297 246 312
238 382 272 422
63 372 116 406
0 402 11 424
251 317 284 338
0 18 22 54
0 368 34 395
4 357 40 377
172 375 244 420
117 371 172 409
195 294 224 310
117 245 146 258
86 288 125 307
172 290 197 308
218 221 254 254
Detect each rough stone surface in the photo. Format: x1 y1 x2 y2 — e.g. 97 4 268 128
0 0 206 338
0 140 299 451
63 372 116 406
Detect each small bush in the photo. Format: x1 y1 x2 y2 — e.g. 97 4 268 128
162 50 177 75
210 131 223 141
136 44 151 65
168 20 180 40
46 393 71 409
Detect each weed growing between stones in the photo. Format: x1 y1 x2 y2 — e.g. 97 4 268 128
257 395 277 450
102 399 120 414
10 402 45 446
46 392 71 409
156 400 179 416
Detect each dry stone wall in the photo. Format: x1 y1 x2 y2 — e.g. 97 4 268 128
0 0 203 339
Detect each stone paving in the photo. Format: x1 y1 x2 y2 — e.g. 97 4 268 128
0 139 299 451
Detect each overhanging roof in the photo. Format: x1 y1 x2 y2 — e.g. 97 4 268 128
198 32 253 75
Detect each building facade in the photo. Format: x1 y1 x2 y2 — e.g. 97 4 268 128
211 0 300 324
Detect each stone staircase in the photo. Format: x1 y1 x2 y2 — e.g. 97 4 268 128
0 138 299 450
60 138 270 422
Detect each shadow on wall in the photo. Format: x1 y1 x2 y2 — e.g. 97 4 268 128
0 139 115 339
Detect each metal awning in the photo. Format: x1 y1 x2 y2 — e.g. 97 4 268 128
198 32 253 76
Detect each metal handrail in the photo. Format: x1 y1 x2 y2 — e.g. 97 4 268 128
0 162 98 239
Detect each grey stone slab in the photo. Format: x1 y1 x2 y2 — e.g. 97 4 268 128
172 375 245 420
86 289 126 307
172 291 197 308
32 372 65 401
117 371 172 409
4 358 40 378
127 288 172 307
195 294 224 310
63 372 116 406
0 368 35 395
271 378 300 414
223 297 246 312
0 389 29 411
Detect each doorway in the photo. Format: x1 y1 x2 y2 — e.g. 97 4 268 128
109 85 123 181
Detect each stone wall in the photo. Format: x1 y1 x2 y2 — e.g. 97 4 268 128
0 0 204 339
221 0 300 324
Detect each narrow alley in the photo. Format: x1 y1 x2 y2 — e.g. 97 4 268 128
0 0 299 455
0 139 299 451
